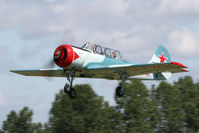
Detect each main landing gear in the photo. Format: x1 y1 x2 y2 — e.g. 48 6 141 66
64 71 77 98
64 71 127 98
116 76 127 97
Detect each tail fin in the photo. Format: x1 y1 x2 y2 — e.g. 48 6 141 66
149 45 171 63
149 45 172 80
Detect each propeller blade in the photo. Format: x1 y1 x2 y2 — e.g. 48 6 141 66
44 58 56 68
41 58 56 82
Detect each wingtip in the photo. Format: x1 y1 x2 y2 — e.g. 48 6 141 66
171 62 188 68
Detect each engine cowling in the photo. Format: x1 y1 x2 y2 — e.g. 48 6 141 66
54 44 74 68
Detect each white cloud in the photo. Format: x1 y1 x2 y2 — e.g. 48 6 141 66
0 0 129 40
0 0 197 62
158 0 199 16
168 29 199 57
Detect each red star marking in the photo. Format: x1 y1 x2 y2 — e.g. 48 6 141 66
159 52 167 63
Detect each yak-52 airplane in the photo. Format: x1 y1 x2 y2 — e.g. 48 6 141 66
10 42 188 98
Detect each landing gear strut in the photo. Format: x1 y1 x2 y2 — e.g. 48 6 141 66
64 70 76 98
116 76 127 97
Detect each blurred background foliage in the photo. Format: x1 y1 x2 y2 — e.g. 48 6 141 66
1 76 199 133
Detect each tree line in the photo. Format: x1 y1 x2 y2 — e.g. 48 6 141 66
1 76 199 133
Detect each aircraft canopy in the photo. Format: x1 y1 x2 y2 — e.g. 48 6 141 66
82 42 125 60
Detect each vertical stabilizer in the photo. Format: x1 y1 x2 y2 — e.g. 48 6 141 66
149 45 171 63
149 45 172 80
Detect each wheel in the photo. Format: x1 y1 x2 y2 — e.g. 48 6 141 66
116 86 124 97
64 83 70 93
69 88 76 98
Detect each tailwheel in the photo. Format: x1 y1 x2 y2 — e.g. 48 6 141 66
116 86 124 97
69 88 77 98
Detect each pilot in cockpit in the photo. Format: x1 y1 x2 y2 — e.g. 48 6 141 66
112 51 117 59
92 45 96 53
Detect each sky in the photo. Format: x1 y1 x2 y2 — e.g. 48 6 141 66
0 0 199 126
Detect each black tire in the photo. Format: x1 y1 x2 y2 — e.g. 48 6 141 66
64 83 70 93
69 88 76 98
116 86 124 97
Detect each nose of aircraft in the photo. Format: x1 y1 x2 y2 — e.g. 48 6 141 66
54 50 61 59
54 44 74 68
54 51 59 57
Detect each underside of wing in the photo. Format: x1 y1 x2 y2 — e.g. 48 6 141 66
121 62 188 76
10 62 188 80
10 68 66 77
10 68 120 80
86 62 188 80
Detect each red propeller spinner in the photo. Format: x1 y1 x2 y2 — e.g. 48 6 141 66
54 44 75 68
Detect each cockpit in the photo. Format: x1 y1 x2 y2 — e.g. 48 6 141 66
82 42 124 61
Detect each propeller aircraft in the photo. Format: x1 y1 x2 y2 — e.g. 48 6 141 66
10 42 188 98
